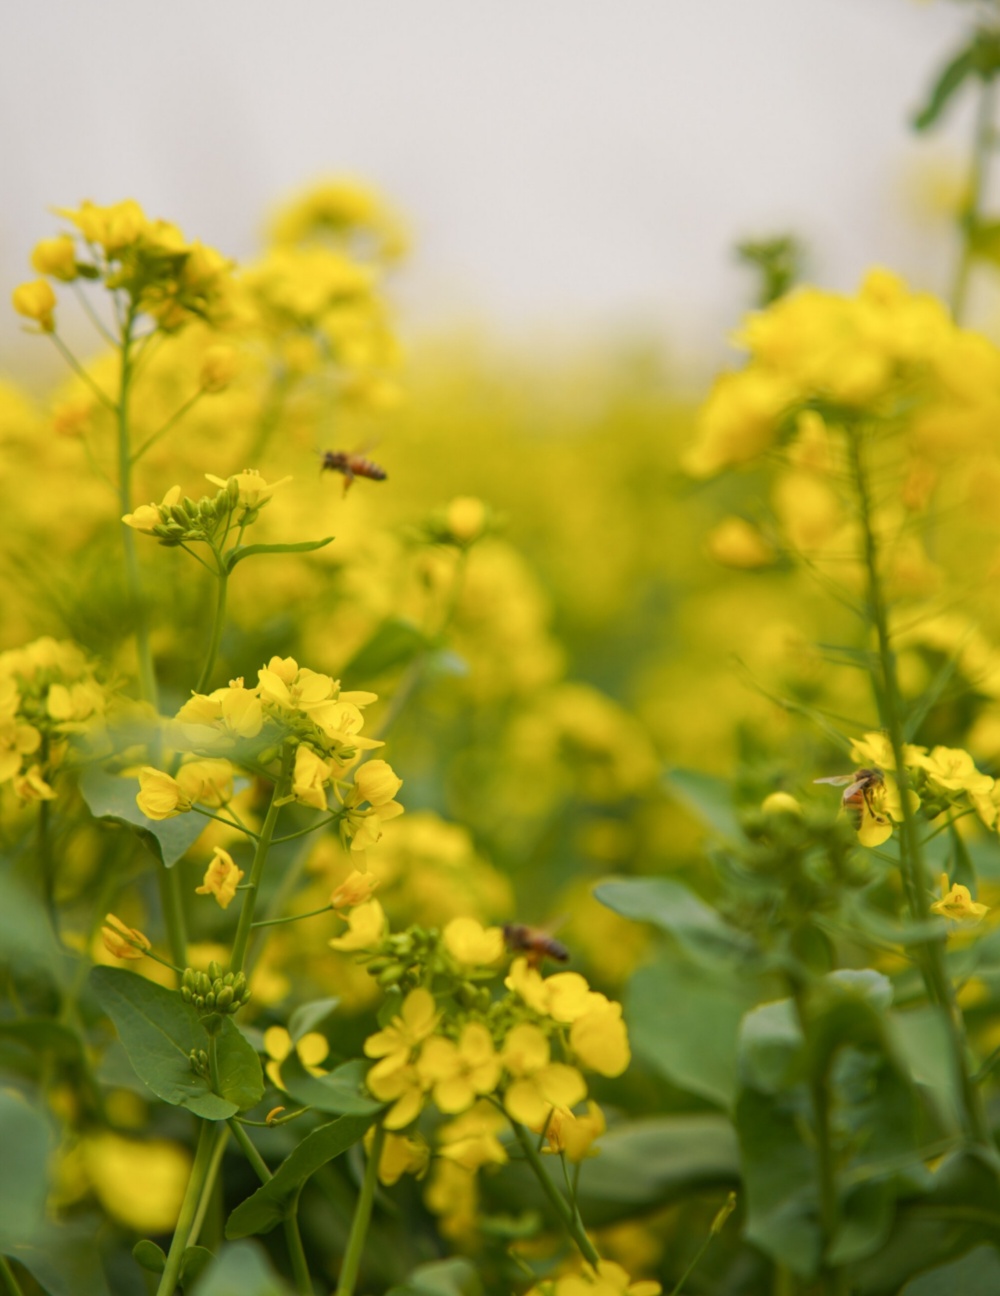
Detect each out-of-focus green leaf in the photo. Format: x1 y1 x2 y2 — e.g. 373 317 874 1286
594 875 754 961
180 1245 214 1289
90 966 237 1119
225 1114 372 1238
341 617 429 681
664 768 742 841
215 1017 264 1113
0 1090 50 1252
736 981 925 1279
0 1018 86 1064
912 32 1000 132
890 1006 961 1133
277 1056 385 1116
190 1240 291 1295
79 764 206 868
574 1115 740 1225
287 997 340 1044
133 1239 167 1273
9 1223 111 1296
900 1245 1000 1295
628 952 760 1108
0 871 71 983
386 1258 484 1296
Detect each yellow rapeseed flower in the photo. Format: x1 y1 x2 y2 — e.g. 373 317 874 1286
417 1023 501 1113
136 767 192 820
501 1023 587 1127
12 279 57 331
443 916 505 967
328 898 388 952
101 913 151 961
194 847 244 910
31 235 78 281
930 873 989 923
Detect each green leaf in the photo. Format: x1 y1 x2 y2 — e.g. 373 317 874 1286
215 1017 264 1113
226 1114 372 1238
594 875 754 961
901 1247 1000 1296
79 764 206 868
8 1223 110 1296
386 1258 484 1296
663 768 742 841
189 1240 291 1295
287 996 340 1044
225 536 334 573
181 1245 214 1289
627 951 760 1108
90 965 237 1119
340 617 429 681
277 1056 385 1116
0 1018 86 1065
913 42 980 132
890 1005 961 1133
133 1239 167 1273
0 872 71 983
574 1115 740 1225
0 1090 51 1253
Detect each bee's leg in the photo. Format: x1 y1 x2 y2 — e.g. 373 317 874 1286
342 470 354 496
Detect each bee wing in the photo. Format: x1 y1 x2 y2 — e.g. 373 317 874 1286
840 779 866 800
814 775 854 786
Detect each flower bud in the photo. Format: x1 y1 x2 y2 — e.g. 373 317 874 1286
12 280 56 331
31 236 78 282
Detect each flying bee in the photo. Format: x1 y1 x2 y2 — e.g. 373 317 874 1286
321 450 388 495
814 767 887 828
503 923 570 969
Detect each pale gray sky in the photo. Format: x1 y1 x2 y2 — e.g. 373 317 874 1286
0 0 979 379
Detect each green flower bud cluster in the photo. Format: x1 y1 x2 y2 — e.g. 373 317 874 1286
181 962 251 1017
144 479 243 548
362 926 443 991
188 1047 210 1079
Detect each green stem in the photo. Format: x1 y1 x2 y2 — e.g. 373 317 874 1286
511 1120 600 1267
131 388 204 464
284 1198 313 1296
38 796 57 936
228 1117 272 1183
951 74 997 323
116 305 158 708
155 1120 216 1296
849 426 993 1149
0 1258 25 1296
188 1125 230 1247
157 866 187 985
195 565 228 694
336 1123 385 1296
48 331 117 411
251 903 332 929
668 1234 715 1296
229 744 294 973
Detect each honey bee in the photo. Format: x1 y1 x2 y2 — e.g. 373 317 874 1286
503 923 570 969
321 450 388 495
814 767 887 828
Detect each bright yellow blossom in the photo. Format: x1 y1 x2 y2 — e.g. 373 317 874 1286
538 1101 606 1163
501 1023 587 1127
529 1260 662 1296
194 847 244 910
328 898 387 952
264 1027 330 1090
366 1062 426 1130
31 235 77 281
443 916 505 967
364 987 439 1072
136 767 192 820
417 1023 501 1113
369 1128 429 1186
291 744 332 810
930 873 989 923
204 469 291 509
122 486 182 533
570 998 631 1077
329 869 379 913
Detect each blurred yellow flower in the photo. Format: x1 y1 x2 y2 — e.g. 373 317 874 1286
194 847 244 910
101 913 150 961
443 916 504 967
31 235 77 281
329 898 387 951
12 279 56 331
501 1023 586 1127
136 766 191 819
417 1023 501 1113
930 873 989 923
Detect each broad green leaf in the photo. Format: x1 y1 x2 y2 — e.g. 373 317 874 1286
0 872 70 983
287 996 340 1043
595 875 754 961
341 617 429 681
386 1258 484 1296
225 1114 372 1238
189 1240 291 1295
574 1115 740 1225
79 764 206 868
901 1245 1000 1295
664 768 742 841
9 1223 111 1296
0 1018 86 1065
225 536 334 572
628 952 760 1108
0 1090 51 1252
215 1017 264 1113
133 1239 166 1273
890 1005 961 1133
90 966 237 1119
277 1056 384 1116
